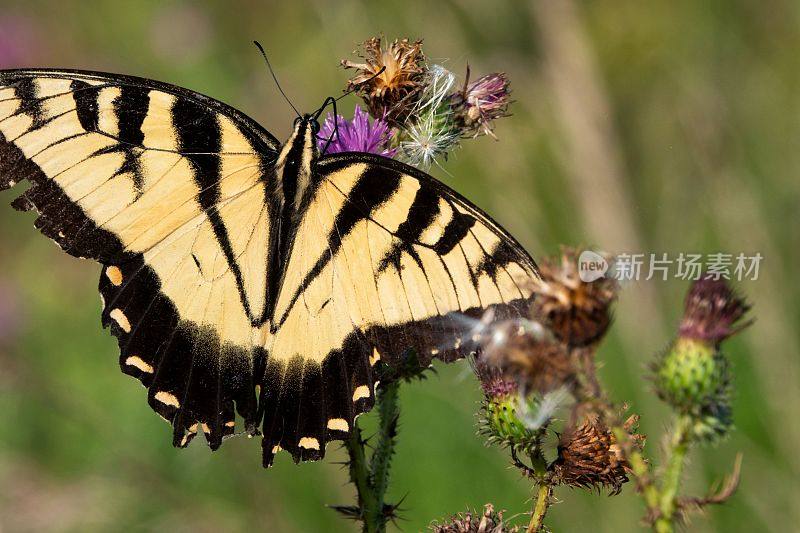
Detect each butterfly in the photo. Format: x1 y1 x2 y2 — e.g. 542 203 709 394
0 68 538 466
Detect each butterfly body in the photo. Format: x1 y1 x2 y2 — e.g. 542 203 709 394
266 115 323 326
0 69 538 466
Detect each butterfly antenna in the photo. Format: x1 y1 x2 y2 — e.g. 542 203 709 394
312 96 338 155
325 96 339 155
313 66 387 154
253 40 301 118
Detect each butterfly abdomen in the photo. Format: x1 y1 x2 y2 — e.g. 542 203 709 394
263 118 320 323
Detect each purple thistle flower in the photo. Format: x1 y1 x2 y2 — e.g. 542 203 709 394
451 70 511 139
679 275 752 345
317 105 397 157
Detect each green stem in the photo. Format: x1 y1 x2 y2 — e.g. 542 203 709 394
369 381 401 527
610 425 660 514
654 415 692 533
342 381 401 533
593 394 659 521
527 483 552 533
344 422 381 533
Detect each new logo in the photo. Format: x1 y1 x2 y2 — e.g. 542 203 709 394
578 250 610 282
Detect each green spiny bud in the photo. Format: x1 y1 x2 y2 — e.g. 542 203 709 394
483 395 538 449
475 357 561 452
654 337 731 412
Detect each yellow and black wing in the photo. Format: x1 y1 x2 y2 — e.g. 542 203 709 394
262 153 538 464
0 69 280 450
0 69 539 467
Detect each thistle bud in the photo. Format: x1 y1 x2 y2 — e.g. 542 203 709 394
432 503 519 533
654 338 732 412
654 277 749 419
476 366 533 450
530 249 618 347
475 356 562 451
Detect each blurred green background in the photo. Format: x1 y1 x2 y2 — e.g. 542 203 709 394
0 1 798 531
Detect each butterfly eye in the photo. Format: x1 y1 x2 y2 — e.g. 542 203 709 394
310 120 320 134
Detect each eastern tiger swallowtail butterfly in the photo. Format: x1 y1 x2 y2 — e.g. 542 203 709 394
0 68 538 466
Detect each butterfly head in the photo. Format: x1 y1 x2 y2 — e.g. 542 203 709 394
286 113 323 159
293 113 321 136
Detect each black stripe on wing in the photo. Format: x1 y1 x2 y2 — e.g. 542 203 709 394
1 68 282 151
319 152 536 273
13 78 46 129
107 85 150 194
71 79 101 131
377 181 440 273
273 165 402 329
171 96 257 322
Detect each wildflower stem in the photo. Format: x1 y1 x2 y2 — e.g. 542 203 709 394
654 415 692 533
369 381 401 523
527 482 552 532
593 395 660 521
610 424 660 515
342 381 401 533
344 421 381 532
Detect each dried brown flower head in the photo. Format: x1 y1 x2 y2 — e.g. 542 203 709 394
530 249 618 347
679 275 752 345
551 414 641 495
431 503 519 533
478 318 576 395
342 37 426 125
